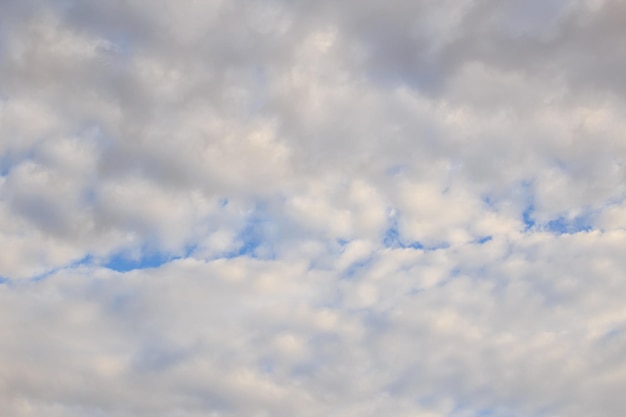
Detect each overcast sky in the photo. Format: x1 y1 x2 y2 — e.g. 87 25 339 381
2 1 626 416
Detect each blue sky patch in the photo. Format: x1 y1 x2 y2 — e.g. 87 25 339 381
476 235 493 244
522 204 536 230
543 215 592 234
383 225 401 248
104 249 176 272
383 224 448 251
385 223 457 251
343 255 375 278
224 206 276 259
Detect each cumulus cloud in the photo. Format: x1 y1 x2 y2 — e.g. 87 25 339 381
1 0 626 416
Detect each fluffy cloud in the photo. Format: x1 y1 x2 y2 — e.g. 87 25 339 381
1 0 626 416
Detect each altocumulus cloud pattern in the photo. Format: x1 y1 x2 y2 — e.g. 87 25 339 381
1 1 626 416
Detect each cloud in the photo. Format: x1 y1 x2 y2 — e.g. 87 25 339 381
1 0 626 416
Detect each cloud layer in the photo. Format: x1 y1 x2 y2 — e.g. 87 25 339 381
1 1 626 416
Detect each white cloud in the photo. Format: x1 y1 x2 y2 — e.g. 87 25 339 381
2 0 626 416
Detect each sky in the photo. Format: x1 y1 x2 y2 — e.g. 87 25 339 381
1 0 626 416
